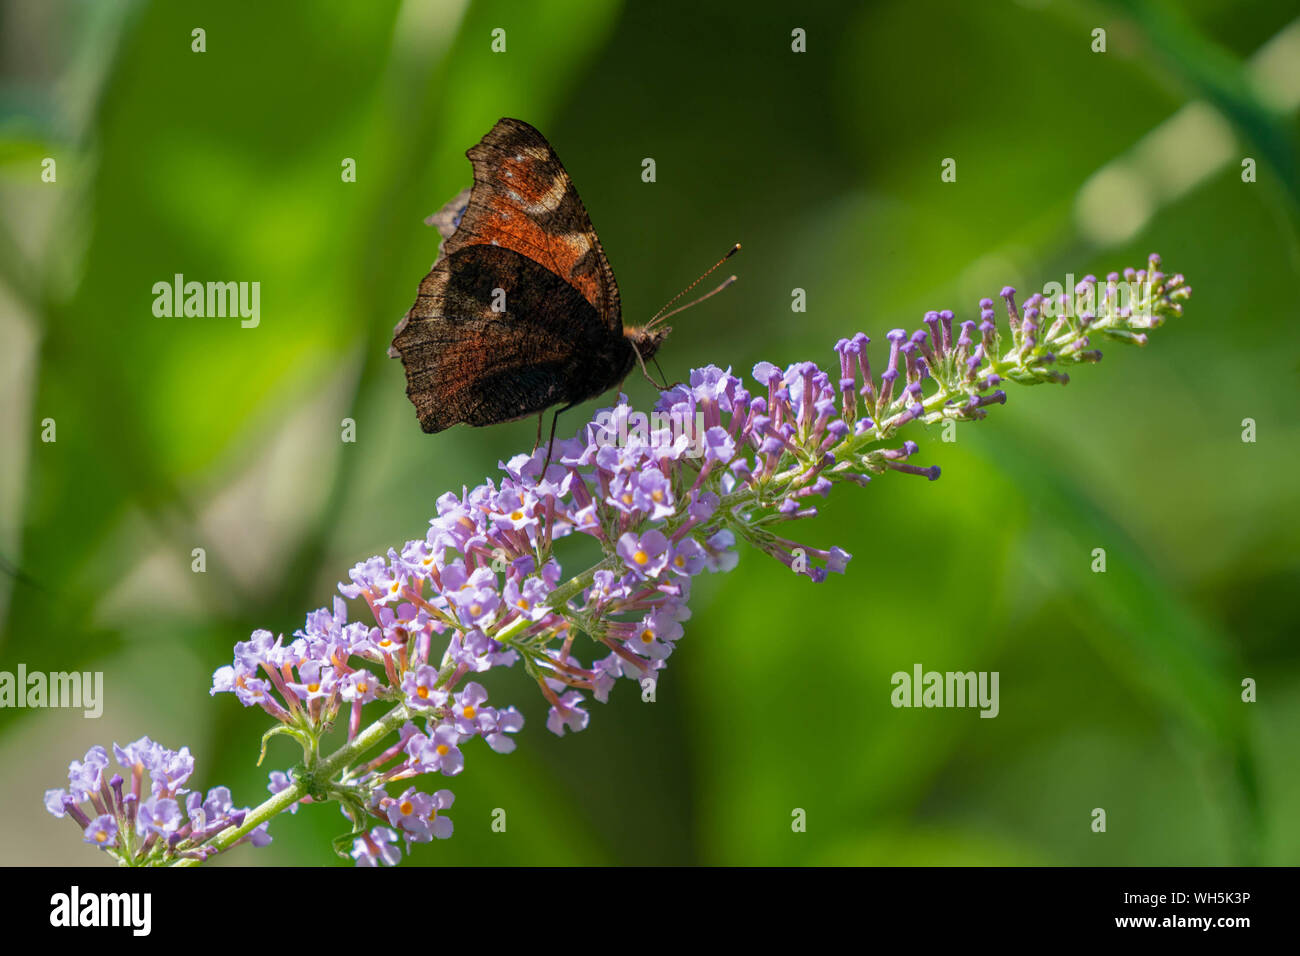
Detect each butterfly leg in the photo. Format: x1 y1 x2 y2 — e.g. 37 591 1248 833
540 402 576 473
533 412 544 452
652 356 684 392
629 340 671 391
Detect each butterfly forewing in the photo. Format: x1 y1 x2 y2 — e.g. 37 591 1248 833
442 118 621 330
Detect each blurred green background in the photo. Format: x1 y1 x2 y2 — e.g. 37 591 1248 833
1 0 1297 866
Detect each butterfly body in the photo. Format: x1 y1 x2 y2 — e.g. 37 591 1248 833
390 118 666 434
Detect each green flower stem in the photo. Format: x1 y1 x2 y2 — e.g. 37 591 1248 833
174 702 412 865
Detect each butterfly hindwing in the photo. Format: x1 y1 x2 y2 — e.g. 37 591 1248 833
394 244 633 433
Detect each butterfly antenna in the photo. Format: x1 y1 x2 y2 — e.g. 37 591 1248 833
649 274 739 327
646 243 741 328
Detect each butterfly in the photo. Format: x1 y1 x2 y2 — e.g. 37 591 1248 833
389 117 736 446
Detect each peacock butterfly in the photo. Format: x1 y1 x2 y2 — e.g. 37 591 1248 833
389 117 736 443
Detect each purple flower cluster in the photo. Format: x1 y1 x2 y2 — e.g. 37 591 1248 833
349 786 456 865
206 363 883 863
49 256 1188 865
43 737 269 864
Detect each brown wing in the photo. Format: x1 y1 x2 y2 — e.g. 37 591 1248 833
392 244 634 433
439 117 622 332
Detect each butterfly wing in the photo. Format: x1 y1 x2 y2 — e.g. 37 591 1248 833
440 117 622 331
393 244 632 433
391 118 631 431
